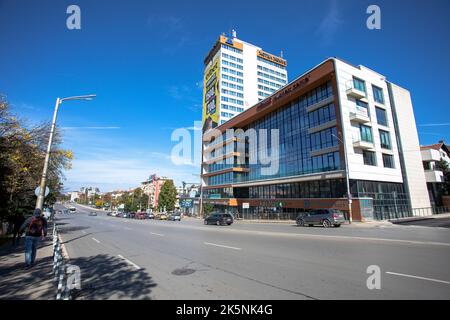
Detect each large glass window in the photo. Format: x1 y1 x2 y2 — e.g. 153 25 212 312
379 130 392 149
376 107 387 126
363 151 377 166
308 103 336 128
372 85 385 104
310 127 338 151
360 125 373 143
353 77 366 94
382 154 395 168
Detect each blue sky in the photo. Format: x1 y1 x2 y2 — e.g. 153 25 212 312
1 0 450 192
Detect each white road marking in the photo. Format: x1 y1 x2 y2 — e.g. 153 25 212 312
118 255 141 270
81 231 87 234
204 242 242 251
150 232 164 237
386 272 450 285
123 227 132 231
92 238 100 244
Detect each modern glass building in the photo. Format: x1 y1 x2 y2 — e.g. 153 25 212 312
201 58 430 221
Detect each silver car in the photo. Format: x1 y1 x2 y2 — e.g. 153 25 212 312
296 209 346 228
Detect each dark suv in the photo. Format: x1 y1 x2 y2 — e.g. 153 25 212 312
204 213 234 226
296 209 346 228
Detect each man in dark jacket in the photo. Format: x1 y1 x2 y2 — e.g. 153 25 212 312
19 208 48 268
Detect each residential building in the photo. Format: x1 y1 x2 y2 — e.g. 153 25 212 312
201 57 430 221
141 174 169 209
421 141 450 206
202 31 288 131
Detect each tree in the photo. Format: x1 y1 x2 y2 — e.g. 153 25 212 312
158 180 177 211
436 159 450 195
0 95 73 221
203 203 214 216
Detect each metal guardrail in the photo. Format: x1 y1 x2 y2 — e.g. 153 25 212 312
52 225 71 300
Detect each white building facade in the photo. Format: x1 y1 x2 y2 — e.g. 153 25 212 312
201 58 431 221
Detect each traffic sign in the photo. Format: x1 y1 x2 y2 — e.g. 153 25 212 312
242 203 250 209
35 186 50 198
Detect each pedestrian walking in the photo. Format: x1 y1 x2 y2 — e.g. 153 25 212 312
19 208 48 269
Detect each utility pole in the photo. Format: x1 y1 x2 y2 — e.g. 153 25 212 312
36 95 95 210
332 133 353 224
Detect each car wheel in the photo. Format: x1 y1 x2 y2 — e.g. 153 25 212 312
308 224 313 227
334 224 341 228
297 219 305 227
322 219 331 228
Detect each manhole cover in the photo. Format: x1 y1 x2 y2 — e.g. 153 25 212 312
172 268 196 276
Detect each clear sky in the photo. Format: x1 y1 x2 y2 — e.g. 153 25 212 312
1 0 449 192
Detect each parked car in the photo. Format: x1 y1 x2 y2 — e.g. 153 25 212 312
121 212 129 218
89 211 97 216
136 212 146 219
296 209 345 228
168 213 181 221
204 213 233 226
147 213 155 219
128 212 136 219
156 213 168 220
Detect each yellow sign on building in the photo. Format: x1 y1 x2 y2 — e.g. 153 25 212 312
202 57 220 132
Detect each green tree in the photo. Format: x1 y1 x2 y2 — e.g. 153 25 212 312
0 96 72 221
436 159 450 195
203 203 214 216
158 180 177 211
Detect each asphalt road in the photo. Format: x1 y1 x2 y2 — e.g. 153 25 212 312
55 203 450 300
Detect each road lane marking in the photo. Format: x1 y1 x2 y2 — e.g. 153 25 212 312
117 255 141 270
204 242 242 251
386 272 450 285
150 232 164 237
123 227 132 231
92 238 101 244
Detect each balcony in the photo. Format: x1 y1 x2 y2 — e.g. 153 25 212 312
346 80 367 99
353 139 374 150
349 110 370 123
425 170 444 183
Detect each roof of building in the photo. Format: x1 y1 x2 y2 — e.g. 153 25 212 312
421 141 450 156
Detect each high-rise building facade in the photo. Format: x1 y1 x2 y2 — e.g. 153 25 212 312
202 32 288 132
201 58 431 221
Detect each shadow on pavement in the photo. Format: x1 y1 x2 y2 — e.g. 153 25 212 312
0 239 55 300
69 254 156 300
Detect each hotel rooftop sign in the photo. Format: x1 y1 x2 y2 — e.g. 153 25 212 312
256 50 287 67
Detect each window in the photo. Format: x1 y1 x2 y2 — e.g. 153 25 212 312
363 151 377 166
372 85 385 104
379 130 391 149
360 125 373 143
376 107 387 126
423 161 431 170
356 99 368 111
353 77 366 94
383 154 395 168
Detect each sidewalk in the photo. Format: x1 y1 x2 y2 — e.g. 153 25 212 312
389 212 450 224
0 234 56 300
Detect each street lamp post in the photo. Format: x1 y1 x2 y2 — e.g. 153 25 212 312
332 133 353 224
35 94 96 210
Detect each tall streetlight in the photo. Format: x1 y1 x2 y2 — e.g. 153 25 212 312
35 94 96 210
332 133 353 224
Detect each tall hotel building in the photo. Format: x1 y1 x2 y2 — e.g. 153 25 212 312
201 58 431 221
202 32 288 131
